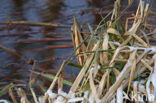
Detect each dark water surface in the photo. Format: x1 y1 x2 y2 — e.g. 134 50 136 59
0 0 155 97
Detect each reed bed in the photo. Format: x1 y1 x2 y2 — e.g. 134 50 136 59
0 0 156 103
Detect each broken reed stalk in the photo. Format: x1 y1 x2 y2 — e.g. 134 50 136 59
9 88 18 103
1 38 72 44
0 45 21 57
0 31 96 38
0 21 71 28
25 45 73 53
0 32 40 37
44 60 66 102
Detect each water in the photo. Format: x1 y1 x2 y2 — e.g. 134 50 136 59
0 0 155 95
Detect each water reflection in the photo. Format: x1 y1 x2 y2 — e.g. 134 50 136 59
87 0 115 7
0 0 155 97
11 0 27 21
86 0 114 24
40 0 64 22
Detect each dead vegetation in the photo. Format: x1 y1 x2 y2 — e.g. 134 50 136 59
0 0 156 103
